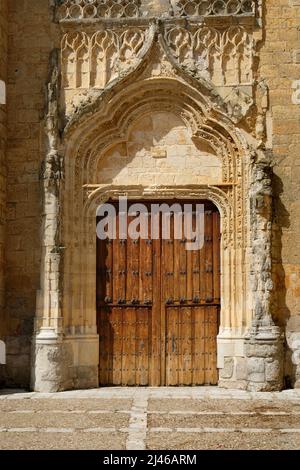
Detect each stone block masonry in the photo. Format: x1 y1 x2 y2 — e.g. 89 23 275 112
2 0 56 387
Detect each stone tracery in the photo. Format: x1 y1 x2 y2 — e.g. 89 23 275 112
171 0 255 17
57 0 141 21
164 25 253 86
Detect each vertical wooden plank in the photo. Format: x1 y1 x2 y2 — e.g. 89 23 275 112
99 306 111 385
112 215 119 304
105 239 113 302
127 215 140 302
212 307 219 385
152 235 161 386
136 307 150 386
204 306 211 384
186 208 193 303
140 215 153 305
205 210 214 303
96 236 105 304
179 307 192 385
162 214 174 302
161 214 174 386
111 307 123 385
192 250 200 301
119 238 127 303
173 215 181 303
207 306 219 385
179 216 187 301
192 306 205 385
113 214 127 304
199 218 206 303
165 307 178 386
126 232 134 303
213 210 221 303
122 307 136 385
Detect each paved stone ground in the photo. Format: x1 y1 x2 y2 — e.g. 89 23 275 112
0 387 300 450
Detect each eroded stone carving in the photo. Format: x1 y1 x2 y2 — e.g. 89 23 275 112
57 0 141 21
61 23 254 95
244 148 284 392
165 25 253 86
61 28 146 89
171 0 255 17
224 87 254 123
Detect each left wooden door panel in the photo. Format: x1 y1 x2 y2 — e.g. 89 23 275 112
99 306 151 386
97 204 157 386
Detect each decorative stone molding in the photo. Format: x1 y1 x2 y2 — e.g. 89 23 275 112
57 0 141 22
164 24 254 87
61 28 147 90
61 24 254 91
56 0 260 21
171 0 255 17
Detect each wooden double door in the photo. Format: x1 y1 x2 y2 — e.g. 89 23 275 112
97 200 220 386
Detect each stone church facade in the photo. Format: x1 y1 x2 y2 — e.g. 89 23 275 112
0 0 300 392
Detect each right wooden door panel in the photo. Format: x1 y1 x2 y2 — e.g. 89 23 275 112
165 306 219 386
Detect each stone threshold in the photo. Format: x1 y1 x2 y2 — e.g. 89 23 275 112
1 387 300 400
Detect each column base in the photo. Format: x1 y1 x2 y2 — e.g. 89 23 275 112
31 328 99 392
217 330 248 390
244 325 284 392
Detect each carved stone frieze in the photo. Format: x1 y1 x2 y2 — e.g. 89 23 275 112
171 0 255 17
57 0 141 21
164 25 254 87
56 0 259 22
61 28 147 90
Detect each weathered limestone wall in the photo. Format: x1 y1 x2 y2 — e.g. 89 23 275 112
260 0 300 387
4 0 55 387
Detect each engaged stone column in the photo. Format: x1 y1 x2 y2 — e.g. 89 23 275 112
31 49 67 392
245 148 284 392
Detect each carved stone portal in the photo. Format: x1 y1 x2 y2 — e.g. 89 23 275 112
31 1 283 392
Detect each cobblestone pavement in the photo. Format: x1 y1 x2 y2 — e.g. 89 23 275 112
0 387 300 450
